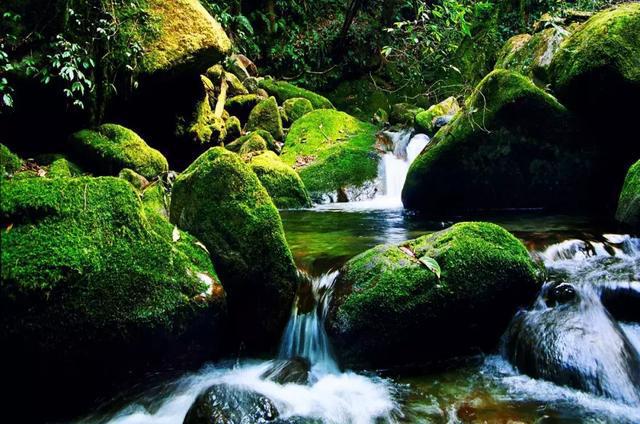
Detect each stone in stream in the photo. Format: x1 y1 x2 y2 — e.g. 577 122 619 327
326 222 542 368
183 384 279 424
402 69 597 215
616 160 640 232
0 176 226 419
504 282 640 406
260 358 311 385
170 147 298 351
280 109 379 201
414 96 460 135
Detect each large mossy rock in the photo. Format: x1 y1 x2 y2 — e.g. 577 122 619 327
69 124 169 179
616 160 640 231
550 3 640 115
495 27 568 84
281 110 379 200
327 222 542 368
402 70 594 215
258 79 334 109
248 151 312 209
246 96 285 141
415 97 460 135
142 0 231 75
282 97 314 126
0 176 225 418
170 147 297 349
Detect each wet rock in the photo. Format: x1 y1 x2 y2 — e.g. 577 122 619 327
616 160 640 231
327 222 542 368
505 282 640 406
184 384 279 424
260 358 311 385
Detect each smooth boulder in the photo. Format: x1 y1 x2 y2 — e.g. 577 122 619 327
170 147 298 350
69 124 169 179
327 222 541 368
402 70 594 215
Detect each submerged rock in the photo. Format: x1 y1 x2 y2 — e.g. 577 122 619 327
327 222 541 368
0 176 225 417
170 147 298 350
246 96 285 141
141 0 231 75
505 282 640 406
402 70 594 215
260 358 311 385
281 109 379 200
248 151 312 209
259 79 334 109
69 124 169 179
184 384 279 424
616 160 640 231
414 97 460 135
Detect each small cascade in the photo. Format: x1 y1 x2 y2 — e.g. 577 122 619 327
279 271 340 377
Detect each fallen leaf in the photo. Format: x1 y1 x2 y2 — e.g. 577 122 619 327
6 223 13 233
195 241 210 254
418 255 441 279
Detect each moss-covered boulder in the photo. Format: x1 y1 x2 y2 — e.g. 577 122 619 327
550 3 640 115
248 151 312 209
327 222 542 368
47 157 83 178
225 72 249 96
281 109 379 200
225 94 261 123
224 116 242 141
0 143 23 177
170 147 298 350
239 134 268 155
390 103 425 126
226 131 280 155
616 160 640 231
258 79 334 109
246 96 284 141
0 177 226 413
142 0 232 75
402 70 595 215
282 97 314 126
69 124 169 179
118 168 149 191
415 97 461 134
495 27 568 84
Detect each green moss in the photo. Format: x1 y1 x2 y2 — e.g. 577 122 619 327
616 160 640 230
142 0 231 75
224 116 242 141
403 69 591 214
496 28 567 85
328 222 542 368
239 135 268 155
47 158 83 178
281 109 379 197
246 96 284 141
0 176 224 372
118 168 149 191
282 98 314 126
225 94 261 122
225 72 248 96
390 103 425 126
69 124 169 179
258 79 334 109
551 3 640 99
0 143 23 177
248 151 312 209
170 147 297 349
414 97 461 134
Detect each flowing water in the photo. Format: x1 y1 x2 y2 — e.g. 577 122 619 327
80 130 640 423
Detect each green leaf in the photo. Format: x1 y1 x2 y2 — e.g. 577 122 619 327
418 256 441 279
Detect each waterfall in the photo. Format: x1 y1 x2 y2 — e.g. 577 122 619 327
376 130 430 204
279 271 340 377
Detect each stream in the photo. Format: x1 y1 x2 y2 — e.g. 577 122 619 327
80 131 640 424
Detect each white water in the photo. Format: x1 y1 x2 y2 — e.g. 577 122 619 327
89 272 399 424
316 131 430 211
